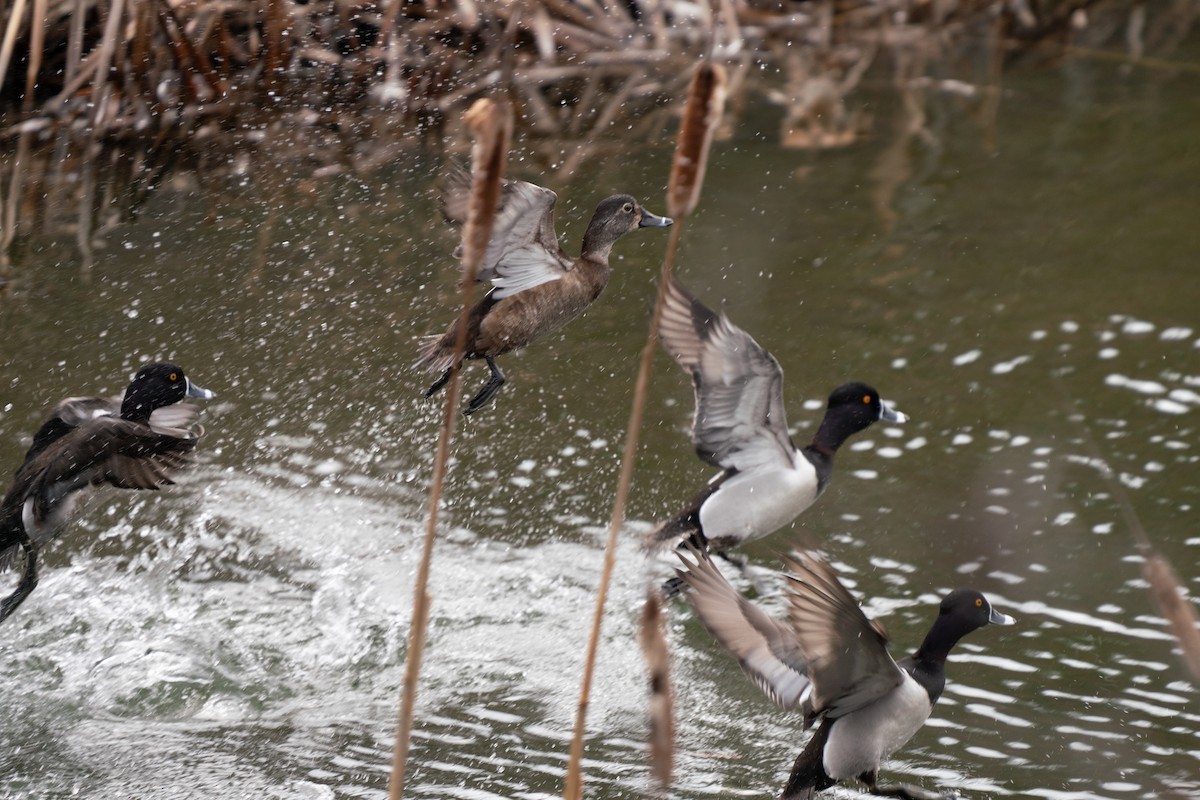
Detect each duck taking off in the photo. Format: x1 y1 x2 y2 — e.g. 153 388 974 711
0 362 216 624
676 545 1014 800
648 277 906 557
419 171 672 415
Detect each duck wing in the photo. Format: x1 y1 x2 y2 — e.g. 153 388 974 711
22 395 120 464
780 550 905 720
677 546 812 709
659 277 794 473
24 417 200 527
442 169 572 298
22 395 201 465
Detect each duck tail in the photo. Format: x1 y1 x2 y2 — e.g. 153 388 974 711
643 470 731 552
643 506 702 553
415 331 460 374
779 723 835 800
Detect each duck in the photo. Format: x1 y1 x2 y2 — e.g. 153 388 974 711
0 362 216 624
418 170 672 415
647 277 907 560
675 545 1015 800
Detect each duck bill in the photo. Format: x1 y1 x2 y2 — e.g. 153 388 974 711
186 379 217 401
989 607 1016 626
639 209 673 228
880 402 908 424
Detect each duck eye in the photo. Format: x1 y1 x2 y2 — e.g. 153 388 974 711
862 395 871 404
975 598 983 607
169 373 178 382
623 203 633 213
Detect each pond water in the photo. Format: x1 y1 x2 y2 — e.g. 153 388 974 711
2 50 1199 800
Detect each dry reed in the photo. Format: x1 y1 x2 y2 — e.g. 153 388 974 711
667 64 726 220
387 96 513 800
639 587 675 796
2 1 1186 263
1064 400 1200 682
562 59 726 800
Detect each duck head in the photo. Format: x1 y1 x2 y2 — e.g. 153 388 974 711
581 194 672 259
120 362 216 422
811 382 907 453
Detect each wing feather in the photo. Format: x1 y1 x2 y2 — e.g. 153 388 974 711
659 277 794 472
677 546 812 709
442 170 570 295
780 551 905 719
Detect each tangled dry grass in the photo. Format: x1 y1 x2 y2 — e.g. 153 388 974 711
0 0 1194 266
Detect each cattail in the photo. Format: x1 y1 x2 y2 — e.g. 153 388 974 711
640 588 675 796
1142 549 1200 681
389 98 512 800
459 98 513 283
667 62 727 220
565 60 726 800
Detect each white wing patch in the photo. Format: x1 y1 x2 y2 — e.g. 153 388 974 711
490 244 569 298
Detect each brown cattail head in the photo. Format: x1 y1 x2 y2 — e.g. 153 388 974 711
459 98 513 284
1142 548 1200 681
668 61 728 220
639 587 675 795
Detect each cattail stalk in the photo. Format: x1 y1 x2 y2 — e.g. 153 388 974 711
1064 394 1200 682
388 97 512 800
563 60 725 800
668 63 727 220
639 588 675 796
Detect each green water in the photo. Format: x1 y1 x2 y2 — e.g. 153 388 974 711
1 51 1199 799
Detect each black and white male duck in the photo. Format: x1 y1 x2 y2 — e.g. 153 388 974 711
419 171 672 415
647 277 907 558
0 362 216 624
676 546 1014 800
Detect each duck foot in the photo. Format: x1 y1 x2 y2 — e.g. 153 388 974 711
660 575 686 598
0 539 39 625
464 357 505 416
424 368 454 399
869 782 958 800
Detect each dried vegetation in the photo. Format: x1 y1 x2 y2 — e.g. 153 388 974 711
0 0 1193 267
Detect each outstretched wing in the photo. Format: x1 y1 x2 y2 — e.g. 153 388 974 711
659 277 794 472
25 417 201 527
442 169 572 298
677 545 812 709
781 550 905 719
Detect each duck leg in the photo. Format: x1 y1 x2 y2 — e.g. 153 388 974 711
424 368 455 399
464 356 505 415
0 538 40 625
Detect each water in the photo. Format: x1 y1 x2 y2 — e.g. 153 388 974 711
2 52 1199 799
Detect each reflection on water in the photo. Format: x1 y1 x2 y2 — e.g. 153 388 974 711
2 52 1200 800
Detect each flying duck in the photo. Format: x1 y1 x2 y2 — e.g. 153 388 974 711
0 362 216 624
647 277 907 558
676 545 1015 800
419 171 672 415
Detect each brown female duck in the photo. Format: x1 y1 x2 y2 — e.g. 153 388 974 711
419 173 672 415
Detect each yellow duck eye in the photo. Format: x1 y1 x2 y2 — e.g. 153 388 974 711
975 598 983 607
862 395 871 404
170 373 178 381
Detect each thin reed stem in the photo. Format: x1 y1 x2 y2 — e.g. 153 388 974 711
563 219 684 800
0 0 27 93
563 61 724 800
388 97 512 800
1059 383 1200 681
